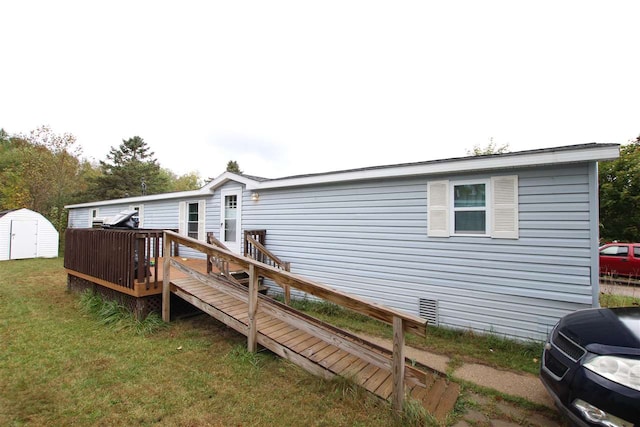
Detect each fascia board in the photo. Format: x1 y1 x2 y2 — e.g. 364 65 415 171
247 145 620 190
65 189 205 209
201 172 259 192
65 172 258 209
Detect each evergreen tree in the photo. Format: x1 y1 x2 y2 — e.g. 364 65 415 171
226 160 242 174
86 136 170 200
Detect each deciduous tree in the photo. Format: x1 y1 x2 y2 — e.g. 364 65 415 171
466 139 510 156
0 126 85 234
162 169 202 192
599 135 640 242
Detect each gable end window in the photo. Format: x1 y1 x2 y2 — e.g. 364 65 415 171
427 175 518 239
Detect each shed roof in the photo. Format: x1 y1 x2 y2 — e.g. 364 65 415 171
0 209 18 219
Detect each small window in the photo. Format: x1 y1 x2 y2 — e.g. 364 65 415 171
179 200 205 240
90 208 101 227
452 181 488 235
427 175 517 239
129 205 144 227
187 202 199 239
635 247 640 258
600 246 628 257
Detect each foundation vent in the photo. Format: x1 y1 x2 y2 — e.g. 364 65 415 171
419 298 438 326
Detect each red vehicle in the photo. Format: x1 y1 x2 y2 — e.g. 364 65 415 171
599 243 640 277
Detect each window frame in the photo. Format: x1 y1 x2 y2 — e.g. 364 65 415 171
187 202 199 239
449 179 491 237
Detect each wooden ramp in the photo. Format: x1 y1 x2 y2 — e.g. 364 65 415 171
169 271 460 421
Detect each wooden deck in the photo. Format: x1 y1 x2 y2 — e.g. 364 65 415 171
168 260 460 421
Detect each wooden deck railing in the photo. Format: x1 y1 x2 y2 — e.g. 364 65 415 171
243 229 292 303
244 230 290 271
64 228 178 292
162 230 427 411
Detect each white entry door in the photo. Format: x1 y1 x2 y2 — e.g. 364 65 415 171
10 220 38 260
220 189 242 254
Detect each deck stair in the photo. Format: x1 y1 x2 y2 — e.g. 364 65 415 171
168 260 460 421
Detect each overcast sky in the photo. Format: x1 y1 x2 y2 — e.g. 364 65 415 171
1 1 638 181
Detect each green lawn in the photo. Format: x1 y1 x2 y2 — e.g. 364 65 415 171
3 258 637 426
0 258 404 426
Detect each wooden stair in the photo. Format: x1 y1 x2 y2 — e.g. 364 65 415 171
169 272 460 421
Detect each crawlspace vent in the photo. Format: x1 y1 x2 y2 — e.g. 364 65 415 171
419 298 438 326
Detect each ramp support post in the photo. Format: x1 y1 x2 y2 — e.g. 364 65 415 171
247 264 259 352
162 233 171 322
392 316 405 412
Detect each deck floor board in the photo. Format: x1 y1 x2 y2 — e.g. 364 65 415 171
169 273 458 421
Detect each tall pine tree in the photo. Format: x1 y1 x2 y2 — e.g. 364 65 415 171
86 136 169 200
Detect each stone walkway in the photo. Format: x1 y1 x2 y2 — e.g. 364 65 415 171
358 333 568 426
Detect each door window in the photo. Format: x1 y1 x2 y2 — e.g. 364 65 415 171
224 195 237 242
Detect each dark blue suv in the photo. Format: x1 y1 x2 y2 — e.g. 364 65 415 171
540 307 640 426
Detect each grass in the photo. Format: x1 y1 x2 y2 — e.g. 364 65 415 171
600 292 640 307
599 275 640 307
287 297 544 375
0 258 409 426
287 283 640 377
4 258 637 426
78 290 167 336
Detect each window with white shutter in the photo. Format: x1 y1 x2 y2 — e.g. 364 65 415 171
427 175 519 239
178 200 206 241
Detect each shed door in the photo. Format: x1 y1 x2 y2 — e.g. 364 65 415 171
10 220 38 260
220 189 242 254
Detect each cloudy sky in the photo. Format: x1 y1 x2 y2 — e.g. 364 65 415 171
1 1 638 181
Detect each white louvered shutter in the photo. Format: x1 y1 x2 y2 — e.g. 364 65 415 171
491 175 519 239
427 180 450 237
197 200 206 241
178 202 186 235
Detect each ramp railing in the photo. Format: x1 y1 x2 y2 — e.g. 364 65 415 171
162 230 427 411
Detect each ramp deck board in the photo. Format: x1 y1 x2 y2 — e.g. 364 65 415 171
170 274 459 420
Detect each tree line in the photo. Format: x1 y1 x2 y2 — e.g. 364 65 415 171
0 126 202 235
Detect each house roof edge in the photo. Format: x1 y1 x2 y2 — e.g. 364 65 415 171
250 143 619 190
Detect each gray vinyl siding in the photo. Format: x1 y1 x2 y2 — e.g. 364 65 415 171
67 209 90 228
64 160 600 341
242 163 596 341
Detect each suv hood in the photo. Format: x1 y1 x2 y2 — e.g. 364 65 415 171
557 307 640 353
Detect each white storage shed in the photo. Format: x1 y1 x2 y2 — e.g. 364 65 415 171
0 208 59 261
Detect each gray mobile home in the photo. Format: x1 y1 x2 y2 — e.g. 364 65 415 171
66 143 619 341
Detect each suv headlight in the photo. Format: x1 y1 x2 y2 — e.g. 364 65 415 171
584 355 640 391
